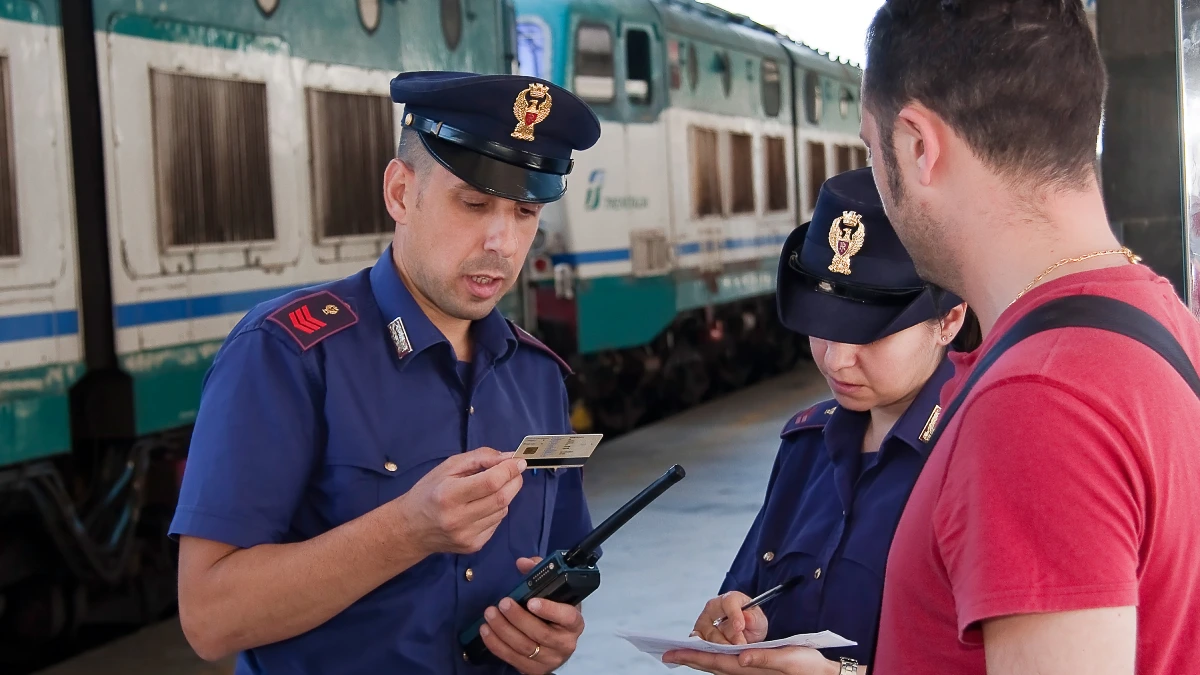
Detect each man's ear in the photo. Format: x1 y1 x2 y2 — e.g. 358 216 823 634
895 104 944 188
384 158 411 225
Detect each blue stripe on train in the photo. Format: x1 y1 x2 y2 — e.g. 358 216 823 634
0 234 791 343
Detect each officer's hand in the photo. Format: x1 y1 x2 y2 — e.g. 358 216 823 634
398 447 525 556
478 556 586 675
690 592 768 646
661 646 838 675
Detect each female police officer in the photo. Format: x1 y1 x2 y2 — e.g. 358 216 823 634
664 167 979 675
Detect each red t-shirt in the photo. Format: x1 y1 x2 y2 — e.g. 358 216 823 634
874 264 1200 673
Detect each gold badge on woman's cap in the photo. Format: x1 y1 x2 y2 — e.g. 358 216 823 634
828 211 865 275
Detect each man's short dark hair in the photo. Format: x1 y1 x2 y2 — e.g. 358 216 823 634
863 0 1106 192
395 126 434 203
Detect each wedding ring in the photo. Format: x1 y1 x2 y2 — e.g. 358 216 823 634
528 644 541 659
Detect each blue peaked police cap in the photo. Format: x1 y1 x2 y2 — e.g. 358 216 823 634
776 167 963 345
390 71 602 203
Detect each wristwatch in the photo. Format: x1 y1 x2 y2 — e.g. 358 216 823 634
839 657 859 674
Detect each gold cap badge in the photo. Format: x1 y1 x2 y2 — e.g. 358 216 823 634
827 211 866 275
512 83 552 141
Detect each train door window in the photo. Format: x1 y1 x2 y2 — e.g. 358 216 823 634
840 88 854 118
668 40 681 89
307 89 393 239
442 0 463 51
716 51 732 97
687 43 699 91
853 146 869 168
765 136 788 212
0 58 16 258
836 145 852 174
574 23 614 103
150 71 275 246
691 126 722 217
804 72 822 125
729 132 754 214
625 28 652 105
807 142 826 214
517 17 550 78
761 59 781 117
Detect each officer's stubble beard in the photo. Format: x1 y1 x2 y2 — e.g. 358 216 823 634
397 164 517 324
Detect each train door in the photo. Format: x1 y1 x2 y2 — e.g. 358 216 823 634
617 20 672 278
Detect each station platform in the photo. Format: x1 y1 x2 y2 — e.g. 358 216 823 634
35 363 832 675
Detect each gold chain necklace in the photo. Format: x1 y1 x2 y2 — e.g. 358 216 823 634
1009 246 1141 307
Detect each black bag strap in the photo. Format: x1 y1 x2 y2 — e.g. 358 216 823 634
926 294 1200 450
867 294 1199 670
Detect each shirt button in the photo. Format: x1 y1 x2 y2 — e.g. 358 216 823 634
462 652 469 662
469 405 475 415
384 461 398 472
465 568 474 582
814 568 823 579
762 551 774 562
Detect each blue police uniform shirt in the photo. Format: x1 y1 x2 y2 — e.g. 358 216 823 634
168 245 593 674
719 357 953 664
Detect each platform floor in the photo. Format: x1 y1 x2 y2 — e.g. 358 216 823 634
36 363 831 675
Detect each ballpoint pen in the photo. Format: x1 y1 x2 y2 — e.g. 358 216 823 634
711 576 804 628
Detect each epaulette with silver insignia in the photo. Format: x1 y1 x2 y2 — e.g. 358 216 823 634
267 291 358 351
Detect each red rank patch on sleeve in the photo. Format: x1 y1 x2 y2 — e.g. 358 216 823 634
268 290 359 351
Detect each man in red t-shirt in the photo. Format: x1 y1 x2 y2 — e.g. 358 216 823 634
850 1 1200 674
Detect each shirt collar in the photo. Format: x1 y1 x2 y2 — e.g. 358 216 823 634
368 244 518 367
822 355 955 461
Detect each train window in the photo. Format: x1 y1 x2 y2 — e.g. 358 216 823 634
0 58 16 258
836 144 852 174
307 89 393 239
840 88 854 118
625 28 652 105
765 136 788 212
804 72 822 125
853 146 869 168
807 141 826 214
255 0 279 17
716 51 732 97
668 40 681 90
358 0 380 33
690 126 722 217
574 23 614 103
761 59 781 117
150 71 275 246
729 132 754 214
441 0 462 51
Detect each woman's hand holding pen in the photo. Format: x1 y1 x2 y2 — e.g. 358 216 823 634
689 592 768 645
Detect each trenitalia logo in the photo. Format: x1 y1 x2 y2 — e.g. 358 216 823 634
584 169 605 210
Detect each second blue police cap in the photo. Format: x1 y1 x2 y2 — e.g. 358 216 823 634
776 167 962 345
390 71 601 203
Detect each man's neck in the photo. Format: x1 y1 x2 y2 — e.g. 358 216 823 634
954 180 1127 336
392 251 474 361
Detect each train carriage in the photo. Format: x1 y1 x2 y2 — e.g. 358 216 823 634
513 0 868 430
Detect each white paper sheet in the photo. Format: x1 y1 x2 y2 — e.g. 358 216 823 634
615 630 856 668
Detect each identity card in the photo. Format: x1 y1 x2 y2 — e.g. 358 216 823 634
513 434 604 469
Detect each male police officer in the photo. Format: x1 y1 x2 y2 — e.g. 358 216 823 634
169 72 602 675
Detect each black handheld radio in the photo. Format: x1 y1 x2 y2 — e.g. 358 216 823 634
458 463 686 664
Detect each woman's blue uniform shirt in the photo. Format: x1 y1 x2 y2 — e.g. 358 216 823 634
720 357 954 664
169 246 593 675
